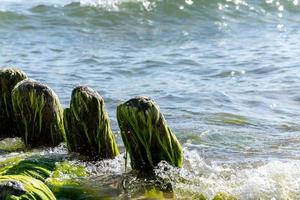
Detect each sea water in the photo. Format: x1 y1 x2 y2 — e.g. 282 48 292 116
0 0 300 199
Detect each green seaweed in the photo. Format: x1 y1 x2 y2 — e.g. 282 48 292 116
0 138 26 154
0 155 63 182
3 158 58 182
210 112 252 126
213 192 237 200
47 179 114 200
117 96 183 170
0 68 27 138
0 175 56 200
11 79 66 148
173 188 207 200
51 161 87 179
143 187 165 199
64 86 119 160
46 161 89 199
0 156 24 175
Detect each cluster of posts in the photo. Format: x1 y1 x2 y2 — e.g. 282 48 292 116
0 68 183 171
0 68 238 200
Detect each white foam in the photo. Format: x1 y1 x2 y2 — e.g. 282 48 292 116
154 148 300 199
79 0 156 11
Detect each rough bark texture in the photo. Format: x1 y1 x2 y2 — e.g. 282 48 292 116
117 96 183 170
11 79 65 148
64 86 119 160
0 68 27 138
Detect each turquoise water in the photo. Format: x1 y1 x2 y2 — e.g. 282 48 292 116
1 0 300 199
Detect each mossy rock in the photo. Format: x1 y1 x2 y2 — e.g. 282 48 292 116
0 138 26 154
0 156 90 199
64 86 119 160
11 79 66 148
0 68 27 138
117 96 183 170
0 156 25 175
0 175 56 200
46 161 88 199
2 157 59 182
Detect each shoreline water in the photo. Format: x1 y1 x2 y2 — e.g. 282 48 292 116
1 0 300 199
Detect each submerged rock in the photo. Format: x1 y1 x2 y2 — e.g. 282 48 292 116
0 175 56 200
117 96 183 170
0 138 26 154
0 68 27 138
11 79 65 148
64 86 119 159
0 180 26 197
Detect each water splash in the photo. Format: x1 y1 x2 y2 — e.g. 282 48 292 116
79 0 156 11
154 148 300 199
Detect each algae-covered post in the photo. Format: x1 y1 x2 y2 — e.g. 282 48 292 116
0 68 27 138
64 86 119 159
117 96 183 170
11 79 65 148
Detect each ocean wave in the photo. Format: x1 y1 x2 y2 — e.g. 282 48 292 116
1 0 300 17
155 148 300 199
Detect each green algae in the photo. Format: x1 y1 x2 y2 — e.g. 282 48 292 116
117 96 183 170
0 175 56 200
47 179 114 200
0 68 27 138
0 138 26 154
0 156 24 175
64 86 119 160
11 79 66 148
143 187 165 199
0 155 63 182
3 158 57 182
51 161 87 179
210 112 252 126
46 179 84 199
46 161 88 199
213 192 237 200
0 155 91 199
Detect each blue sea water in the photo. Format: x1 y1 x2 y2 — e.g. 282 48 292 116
1 0 300 199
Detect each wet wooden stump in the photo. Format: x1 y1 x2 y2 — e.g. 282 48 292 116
117 96 183 170
0 68 27 138
64 86 119 160
12 79 65 148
